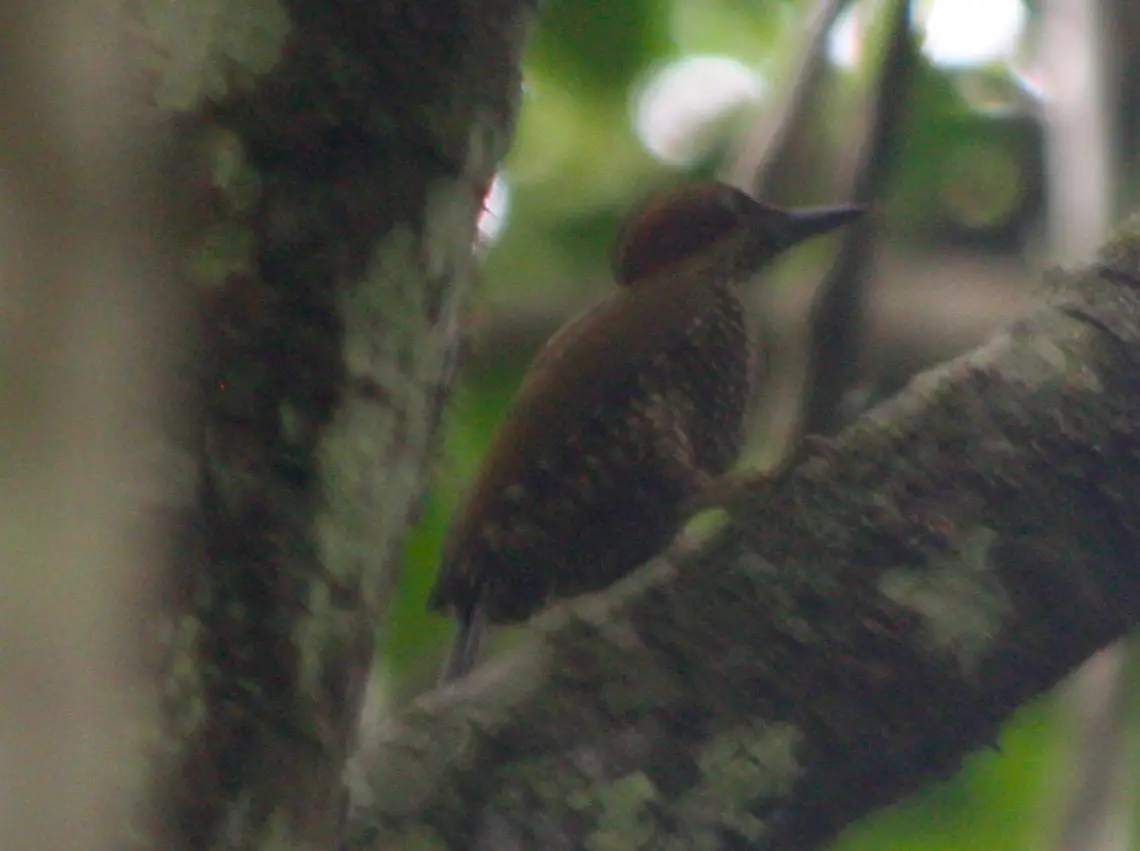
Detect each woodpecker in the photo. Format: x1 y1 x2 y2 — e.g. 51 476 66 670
430 181 864 682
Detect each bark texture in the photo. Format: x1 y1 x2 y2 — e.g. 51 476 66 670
131 1 1140 849
137 1 532 847
344 220 1140 851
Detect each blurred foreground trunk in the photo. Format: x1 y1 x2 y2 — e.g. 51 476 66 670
0 3 176 850
2 0 533 848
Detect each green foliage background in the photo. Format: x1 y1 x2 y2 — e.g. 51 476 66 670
385 1 1119 847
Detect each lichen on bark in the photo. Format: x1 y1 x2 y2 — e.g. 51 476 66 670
134 0 533 847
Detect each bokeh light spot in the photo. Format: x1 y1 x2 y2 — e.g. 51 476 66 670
477 172 511 247
919 0 1026 67
830 0 1027 70
633 55 765 166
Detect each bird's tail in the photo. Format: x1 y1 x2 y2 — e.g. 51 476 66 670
439 603 488 684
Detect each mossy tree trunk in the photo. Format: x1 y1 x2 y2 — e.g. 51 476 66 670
136 1 533 847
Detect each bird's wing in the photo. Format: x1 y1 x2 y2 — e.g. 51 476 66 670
438 272 722 571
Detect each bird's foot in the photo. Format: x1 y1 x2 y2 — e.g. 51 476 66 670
796 433 842 465
685 469 780 516
684 433 839 517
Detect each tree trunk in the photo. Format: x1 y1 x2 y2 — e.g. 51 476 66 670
134 1 533 847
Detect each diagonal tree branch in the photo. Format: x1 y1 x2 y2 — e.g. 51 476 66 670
346 218 1140 851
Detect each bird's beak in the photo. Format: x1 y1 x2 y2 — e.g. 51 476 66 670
784 204 867 245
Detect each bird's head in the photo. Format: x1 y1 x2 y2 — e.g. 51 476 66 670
611 182 866 288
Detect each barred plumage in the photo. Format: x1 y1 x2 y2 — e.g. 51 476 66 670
430 182 863 682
